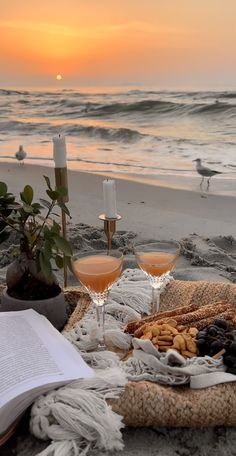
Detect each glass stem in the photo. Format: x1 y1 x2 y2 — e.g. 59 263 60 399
152 287 160 314
96 304 106 349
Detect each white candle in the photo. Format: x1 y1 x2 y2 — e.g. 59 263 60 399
103 179 117 218
53 135 67 167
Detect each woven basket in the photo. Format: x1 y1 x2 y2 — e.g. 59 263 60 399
159 279 236 312
66 279 236 427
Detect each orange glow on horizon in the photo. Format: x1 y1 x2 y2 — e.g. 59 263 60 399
1 0 236 87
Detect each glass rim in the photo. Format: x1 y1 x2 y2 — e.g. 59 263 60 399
72 249 123 259
134 240 180 250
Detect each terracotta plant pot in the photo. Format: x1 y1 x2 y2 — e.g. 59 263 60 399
0 288 67 330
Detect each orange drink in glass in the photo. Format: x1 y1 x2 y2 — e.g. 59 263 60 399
72 250 123 349
135 241 180 314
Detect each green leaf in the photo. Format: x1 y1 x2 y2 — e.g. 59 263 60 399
44 176 52 190
55 255 64 269
57 201 70 217
51 221 61 234
65 255 73 272
23 185 34 205
44 240 52 258
32 202 42 214
43 225 50 238
0 182 7 197
39 198 52 209
32 203 42 209
5 195 15 204
46 190 59 201
39 251 53 282
23 203 34 213
53 234 73 256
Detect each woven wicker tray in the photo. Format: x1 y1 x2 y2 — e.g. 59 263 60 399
65 279 236 427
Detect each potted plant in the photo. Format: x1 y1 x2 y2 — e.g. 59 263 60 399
0 176 73 329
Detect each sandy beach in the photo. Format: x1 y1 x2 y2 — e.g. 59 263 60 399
0 162 236 241
2 161 236 455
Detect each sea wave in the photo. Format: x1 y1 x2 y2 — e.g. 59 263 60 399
79 99 236 118
66 124 144 141
0 120 51 135
190 102 236 116
0 120 144 142
2 88 236 119
218 92 236 99
0 89 30 96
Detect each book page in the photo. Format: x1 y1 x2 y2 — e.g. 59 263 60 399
0 309 93 434
0 314 62 395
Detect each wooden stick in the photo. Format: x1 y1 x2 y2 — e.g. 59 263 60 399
61 210 67 288
54 166 69 289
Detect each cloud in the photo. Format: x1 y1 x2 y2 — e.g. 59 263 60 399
0 19 195 39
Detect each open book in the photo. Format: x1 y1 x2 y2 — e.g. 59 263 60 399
0 309 94 438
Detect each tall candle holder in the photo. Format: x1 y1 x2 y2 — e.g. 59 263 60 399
99 214 122 252
54 167 69 288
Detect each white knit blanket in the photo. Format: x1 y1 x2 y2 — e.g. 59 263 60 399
30 269 236 456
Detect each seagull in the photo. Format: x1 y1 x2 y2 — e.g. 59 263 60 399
193 158 222 190
15 145 27 165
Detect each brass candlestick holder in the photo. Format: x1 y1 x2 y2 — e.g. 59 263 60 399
54 167 69 288
99 214 122 252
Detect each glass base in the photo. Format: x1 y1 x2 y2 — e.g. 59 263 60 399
95 304 106 349
151 286 160 314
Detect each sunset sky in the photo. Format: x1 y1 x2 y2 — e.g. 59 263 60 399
1 0 236 88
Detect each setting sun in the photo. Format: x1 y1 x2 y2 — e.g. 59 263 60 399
56 74 62 80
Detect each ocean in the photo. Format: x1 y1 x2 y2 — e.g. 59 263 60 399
1 87 236 190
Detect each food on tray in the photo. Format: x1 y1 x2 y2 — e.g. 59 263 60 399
137 319 199 358
125 303 199 334
126 301 236 336
196 318 236 374
126 300 236 361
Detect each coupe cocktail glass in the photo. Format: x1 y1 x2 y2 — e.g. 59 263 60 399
72 250 123 349
135 241 180 314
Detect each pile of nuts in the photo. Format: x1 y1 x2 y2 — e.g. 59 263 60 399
138 319 199 358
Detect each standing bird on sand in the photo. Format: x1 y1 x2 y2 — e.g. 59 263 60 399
15 145 27 165
193 158 222 190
